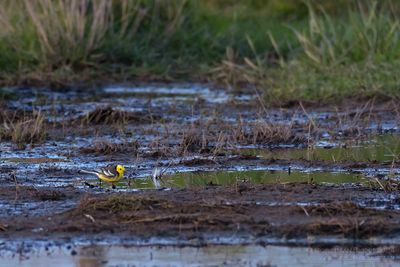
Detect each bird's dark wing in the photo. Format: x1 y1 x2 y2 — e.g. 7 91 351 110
99 165 118 178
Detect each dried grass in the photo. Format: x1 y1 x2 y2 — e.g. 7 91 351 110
0 110 46 148
75 195 171 214
76 106 156 126
80 139 139 155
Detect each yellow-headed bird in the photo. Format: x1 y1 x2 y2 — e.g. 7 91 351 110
81 165 125 186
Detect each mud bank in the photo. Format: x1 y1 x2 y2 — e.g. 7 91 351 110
1 184 400 245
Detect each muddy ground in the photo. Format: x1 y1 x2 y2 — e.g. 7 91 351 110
1 183 400 244
1 84 400 256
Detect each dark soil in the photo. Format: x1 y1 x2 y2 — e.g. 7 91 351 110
1 184 399 242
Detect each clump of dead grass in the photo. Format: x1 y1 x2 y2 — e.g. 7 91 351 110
0 110 46 148
303 202 390 238
150 119 307 157
178 129 210 155
147 137 175 158
31 188 66 201
80 139 139 155
75 195 171 214
304 202 361 217
233 121 305 145
177 119 306 156
366 176 400 192
78 106 154 125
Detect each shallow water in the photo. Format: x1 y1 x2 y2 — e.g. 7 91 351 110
1 136 394 190
242 134 400 162
5 84 398 129
5 84 249 123
1 134 370 189
1 244 398 267
125 169 363 189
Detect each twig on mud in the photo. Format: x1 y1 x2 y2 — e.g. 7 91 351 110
374 177 387 192
84 214 96 223
371 176 400 192
0 223 6 231
299 101 317 130
124 213 202 224
300 206 310 217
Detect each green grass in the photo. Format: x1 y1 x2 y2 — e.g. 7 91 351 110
212 0 400 103
0 1 315 80
0 0 399 104
273 1 400 103
263 62 400 104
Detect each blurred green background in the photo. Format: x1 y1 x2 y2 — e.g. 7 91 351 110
0 0 399 103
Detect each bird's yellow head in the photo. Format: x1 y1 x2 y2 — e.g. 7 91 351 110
116 165 125 177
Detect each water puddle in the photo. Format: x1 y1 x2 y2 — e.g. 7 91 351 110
2 135 369 189
2 157 69 164
358 196 400 210
103 84 235 103
0 243 398 267
123 169 362 189
241 134 400 162
5 84 398 131
5 84 252 122
0 200 76 218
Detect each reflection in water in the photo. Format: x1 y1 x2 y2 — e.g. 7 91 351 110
123 169 363 189
1 244 398 267
118 134 399 190
244 134 400 162
75 246 107 267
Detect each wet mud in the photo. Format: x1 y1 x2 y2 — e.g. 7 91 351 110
1 183 400 243
1 84 400 265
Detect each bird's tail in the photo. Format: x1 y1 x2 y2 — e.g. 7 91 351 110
80 169 99 175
